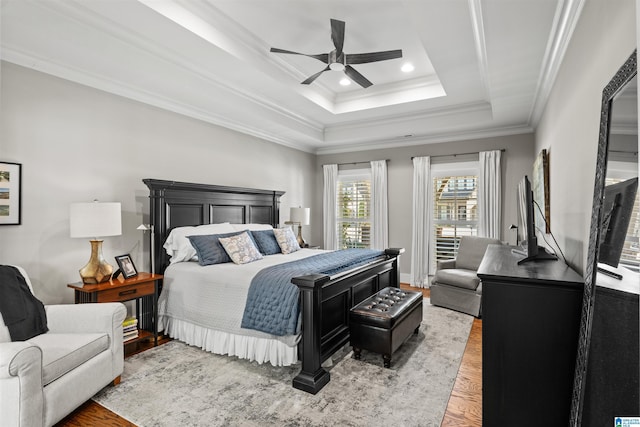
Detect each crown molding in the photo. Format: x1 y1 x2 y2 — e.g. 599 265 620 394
1 48 320 153
528 0 586 126
2 0 562 156
468 0 492 102
28 0 324 136
331 75 446 114
326 101 492 134
3 45 534 156
316 124 534 155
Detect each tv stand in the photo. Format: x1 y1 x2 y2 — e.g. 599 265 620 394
516 245 558 264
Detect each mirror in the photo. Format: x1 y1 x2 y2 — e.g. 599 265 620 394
570 50 638 425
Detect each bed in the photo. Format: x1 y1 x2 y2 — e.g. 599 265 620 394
143 179 404 394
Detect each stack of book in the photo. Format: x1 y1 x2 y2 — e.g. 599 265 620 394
122 316 139 342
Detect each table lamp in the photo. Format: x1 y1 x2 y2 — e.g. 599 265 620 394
289 207 310 247
70 201 122 284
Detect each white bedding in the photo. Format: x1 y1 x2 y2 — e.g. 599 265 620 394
158 248 329 366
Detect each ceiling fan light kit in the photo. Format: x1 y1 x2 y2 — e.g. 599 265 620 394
271 18 403 88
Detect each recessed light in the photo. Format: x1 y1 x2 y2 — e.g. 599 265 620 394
339 78 351 86
401 63 415 73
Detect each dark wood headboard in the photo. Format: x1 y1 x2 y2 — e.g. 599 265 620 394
143 179 285 273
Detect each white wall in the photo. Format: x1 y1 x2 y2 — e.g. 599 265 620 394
0 62 317 304
536 0 636 272
315 133 535 276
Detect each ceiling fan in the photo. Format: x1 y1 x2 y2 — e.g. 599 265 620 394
270 18 403 88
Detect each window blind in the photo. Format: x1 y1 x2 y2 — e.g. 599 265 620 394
337 170 371 249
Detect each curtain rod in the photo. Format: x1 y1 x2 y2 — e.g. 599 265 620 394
322 159 390 167
411 148 505 160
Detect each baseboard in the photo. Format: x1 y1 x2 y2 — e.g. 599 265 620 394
400 272 412 285
399 273 433 287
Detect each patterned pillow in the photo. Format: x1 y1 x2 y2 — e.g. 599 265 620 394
251 229 281 255
187 231 246 266
218 232 263 265
273 227 301 255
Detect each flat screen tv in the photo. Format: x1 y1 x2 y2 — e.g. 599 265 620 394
514 175 558 264
598 177 638 268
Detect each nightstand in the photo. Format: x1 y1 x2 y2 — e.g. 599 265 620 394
67 272 163 351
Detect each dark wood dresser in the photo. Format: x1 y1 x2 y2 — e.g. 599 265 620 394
477 244 584 427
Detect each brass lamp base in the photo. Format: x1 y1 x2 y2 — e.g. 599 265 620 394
296 225 306 248
79 239 114 284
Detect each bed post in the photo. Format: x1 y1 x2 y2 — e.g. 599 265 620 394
291 273 331 394
385 248 404 287
145 181 167 275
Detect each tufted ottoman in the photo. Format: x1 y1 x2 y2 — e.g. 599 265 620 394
349 287 423 368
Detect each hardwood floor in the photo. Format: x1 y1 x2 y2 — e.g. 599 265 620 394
57 286 482 426
441 319 482 426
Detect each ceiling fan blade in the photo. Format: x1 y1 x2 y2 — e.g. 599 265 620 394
346 49 403 64
270 47 329 63
330 19 345 56
301 66 331 85
344 65 373 88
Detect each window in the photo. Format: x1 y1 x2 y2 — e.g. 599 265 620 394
337 169 371 249
431 162 478 270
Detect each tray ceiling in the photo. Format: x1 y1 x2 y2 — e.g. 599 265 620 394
0 0 585 153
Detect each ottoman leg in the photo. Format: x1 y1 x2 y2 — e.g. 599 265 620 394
383 354 391 368
353 347 362 360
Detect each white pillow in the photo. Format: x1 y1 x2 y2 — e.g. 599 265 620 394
218 231 263 264
273 227 301 254
163 223 235 264
230 223 273 231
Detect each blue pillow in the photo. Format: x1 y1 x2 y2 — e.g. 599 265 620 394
251 229 281 255
188 231 250 266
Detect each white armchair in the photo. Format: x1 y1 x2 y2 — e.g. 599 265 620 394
0 266 126 427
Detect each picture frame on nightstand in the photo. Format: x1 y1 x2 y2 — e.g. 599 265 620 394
114 254 138 279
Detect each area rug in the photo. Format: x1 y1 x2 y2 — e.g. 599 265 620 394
93 298 473 426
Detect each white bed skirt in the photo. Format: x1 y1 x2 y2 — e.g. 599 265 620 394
161 317 299 367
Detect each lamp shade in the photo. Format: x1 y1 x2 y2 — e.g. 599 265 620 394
70 202 122 238
290 207 310 225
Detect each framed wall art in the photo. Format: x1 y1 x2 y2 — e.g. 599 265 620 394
0 162 22 225
532 149 551 233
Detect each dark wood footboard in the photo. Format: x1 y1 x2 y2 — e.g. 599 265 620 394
291 248 404 394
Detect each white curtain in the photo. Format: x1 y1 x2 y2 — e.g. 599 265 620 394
323 164 339 250
370 160 389 250
478 150 502 239
411 156 431 288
